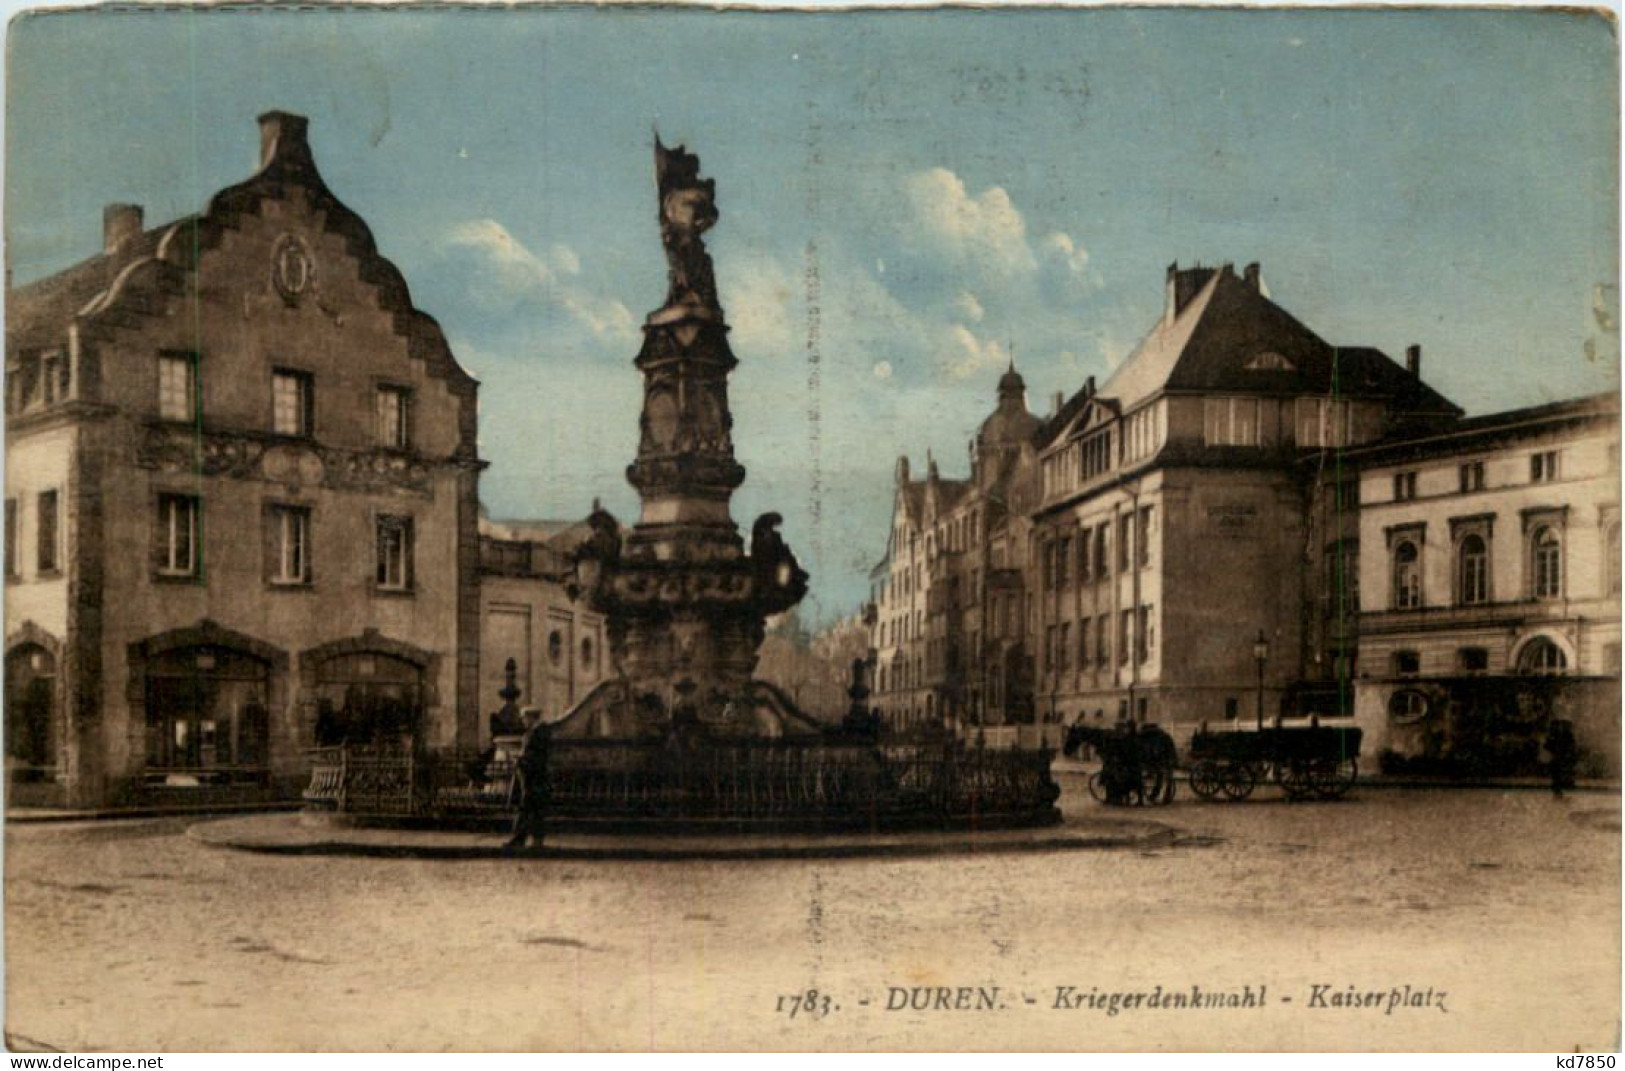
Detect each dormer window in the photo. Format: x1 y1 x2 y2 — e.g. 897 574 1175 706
1245 350 1295 372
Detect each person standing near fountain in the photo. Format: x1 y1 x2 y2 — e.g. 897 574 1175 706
504 712 552 851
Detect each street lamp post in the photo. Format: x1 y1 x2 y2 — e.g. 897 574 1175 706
1252 629 1270 731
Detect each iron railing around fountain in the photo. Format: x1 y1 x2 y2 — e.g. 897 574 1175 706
304 739 1061 826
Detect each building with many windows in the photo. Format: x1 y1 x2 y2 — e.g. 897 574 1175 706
1348 393 1621 775
4 112 483 806
1026 262 1460 738
868 367 1043 731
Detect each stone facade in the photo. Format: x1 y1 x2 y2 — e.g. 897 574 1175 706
1348 394 1622 775
1027 262 1460 741
868 367 1042 732
866 262 1472 749
554 139 816 740
4 112 482 806
477 516 610 731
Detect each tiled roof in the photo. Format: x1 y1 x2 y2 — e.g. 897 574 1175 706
1097 265 1460 415
7 220 180 354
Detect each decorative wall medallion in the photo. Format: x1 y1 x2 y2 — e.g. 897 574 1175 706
271 234 315 304
263 444 326 487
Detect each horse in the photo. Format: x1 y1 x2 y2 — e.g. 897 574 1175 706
1064 722 1178 805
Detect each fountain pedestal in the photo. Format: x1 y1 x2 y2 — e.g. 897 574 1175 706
553 140 813 742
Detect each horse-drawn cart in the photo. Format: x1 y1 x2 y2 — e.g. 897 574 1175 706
1186 724 1362 802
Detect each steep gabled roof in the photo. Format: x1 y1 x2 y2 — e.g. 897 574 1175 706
1098 264 1460 416
6 111 480 455
7 218 179 354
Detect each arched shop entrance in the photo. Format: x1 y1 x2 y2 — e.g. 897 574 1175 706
5 641 59 782
144 644 271 781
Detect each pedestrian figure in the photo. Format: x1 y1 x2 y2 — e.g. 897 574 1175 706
505 712 552 851
1544 718 1579 798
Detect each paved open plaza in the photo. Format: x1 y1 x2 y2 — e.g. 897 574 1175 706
5 778 1618 1052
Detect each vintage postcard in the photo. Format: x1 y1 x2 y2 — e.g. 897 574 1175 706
2 1 1619 1053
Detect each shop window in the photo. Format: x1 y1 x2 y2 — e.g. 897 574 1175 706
310 652 424 747
144 646 269 772
5 643 58 778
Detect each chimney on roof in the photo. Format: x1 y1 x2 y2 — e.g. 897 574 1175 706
257 110 312 172
1086 375 1096 395
103 204 143 254
896 456 910 486
1165 261 1218 325
1051 391 1064 415
1243 262 1262 291
1405 344 1422 377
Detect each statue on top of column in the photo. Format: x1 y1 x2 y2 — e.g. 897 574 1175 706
655 137 721 313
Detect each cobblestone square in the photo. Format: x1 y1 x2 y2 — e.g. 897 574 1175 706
6 782 1618 1051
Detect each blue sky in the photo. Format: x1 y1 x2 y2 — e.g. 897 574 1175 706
6 6 1618 621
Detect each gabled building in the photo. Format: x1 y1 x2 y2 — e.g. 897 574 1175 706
1028 262 1460 738
4 112 483 807
1347 393 1620 775
868 367 1042 730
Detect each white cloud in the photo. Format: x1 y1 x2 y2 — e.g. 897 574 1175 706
903 168 1036 275
873 360 893 379
724 256 799 357
549 243 582 277
952 291 985 323
944 325 1009 380
445 218 557 293
1041 232 1090 276
443 219 636 346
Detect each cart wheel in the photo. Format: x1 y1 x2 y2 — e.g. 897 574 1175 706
1220 762 1257 800
1312 758 1357 799
1280 761 1315 801
1188 760 1221 800
1087 770 1108 803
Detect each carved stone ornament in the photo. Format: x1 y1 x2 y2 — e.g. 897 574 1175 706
271 234 315 304
137 424 430 495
